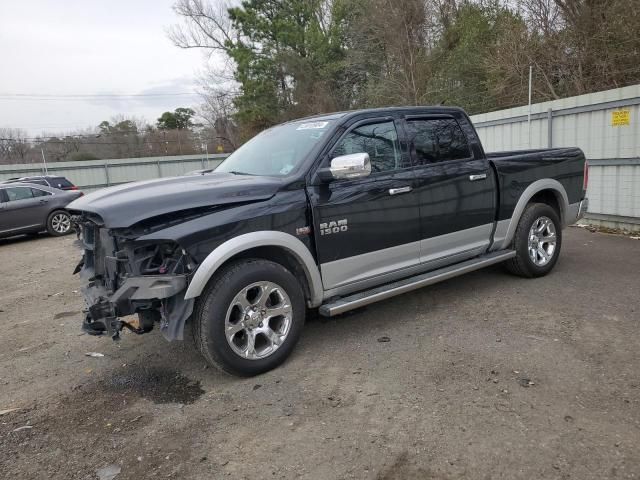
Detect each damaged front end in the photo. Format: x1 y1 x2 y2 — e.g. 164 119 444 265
73 215 196 342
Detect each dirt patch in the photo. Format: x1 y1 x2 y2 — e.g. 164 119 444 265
102 365 204 405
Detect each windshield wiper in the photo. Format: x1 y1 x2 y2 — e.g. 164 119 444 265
228 170 254 176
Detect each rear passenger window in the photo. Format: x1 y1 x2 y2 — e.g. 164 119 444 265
5 187 34 201
31 188 51 197
332 121 406 173
407 118 471 164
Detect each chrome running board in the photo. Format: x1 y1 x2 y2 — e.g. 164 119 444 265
319 250 516 317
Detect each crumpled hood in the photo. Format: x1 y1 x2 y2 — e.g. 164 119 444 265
67 172 282 228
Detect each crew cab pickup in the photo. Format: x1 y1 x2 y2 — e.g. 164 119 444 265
68 107 588 376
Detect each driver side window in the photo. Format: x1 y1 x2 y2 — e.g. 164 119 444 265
332 121 403 173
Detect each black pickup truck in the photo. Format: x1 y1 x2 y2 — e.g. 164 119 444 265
68 107 588 376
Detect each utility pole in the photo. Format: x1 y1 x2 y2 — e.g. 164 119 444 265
528 65 533 148
40 147 49 175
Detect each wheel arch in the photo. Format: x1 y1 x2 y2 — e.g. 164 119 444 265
184 231 324 307
500 179 568 249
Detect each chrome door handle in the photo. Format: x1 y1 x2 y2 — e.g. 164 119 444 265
388 186 412 195
469 173 487 181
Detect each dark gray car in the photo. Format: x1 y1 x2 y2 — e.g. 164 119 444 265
0 183 83 239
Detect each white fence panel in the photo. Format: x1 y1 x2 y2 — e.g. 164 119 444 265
471 84 640 231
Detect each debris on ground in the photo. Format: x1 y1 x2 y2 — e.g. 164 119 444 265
518 378 535 387
96 464 121 480
573 223 640 237
85 352 105 357
377 336 391 343
0 408 20 416
12 425 33 432
17 342 47 353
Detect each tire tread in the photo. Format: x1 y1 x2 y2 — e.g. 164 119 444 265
504 202 562 278
192 258 304 376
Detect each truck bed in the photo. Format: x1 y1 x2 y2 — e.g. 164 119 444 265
487 147 586 222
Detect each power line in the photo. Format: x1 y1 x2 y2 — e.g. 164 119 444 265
0 92 201 98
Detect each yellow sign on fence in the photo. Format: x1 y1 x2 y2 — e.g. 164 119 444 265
611 109 631 126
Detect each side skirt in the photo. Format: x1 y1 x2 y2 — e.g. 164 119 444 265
319 249 515 317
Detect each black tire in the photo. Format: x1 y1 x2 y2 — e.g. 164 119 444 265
192 258 306 376
46 210 72 236
504 202 562 278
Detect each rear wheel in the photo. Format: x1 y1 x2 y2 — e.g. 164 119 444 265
193 259 306 376
46 210 72 236
505 202 562 278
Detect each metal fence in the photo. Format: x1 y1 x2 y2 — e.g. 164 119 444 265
471 84 640 231
0 154 228 192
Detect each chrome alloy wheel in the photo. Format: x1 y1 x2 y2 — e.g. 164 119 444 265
528 216 557 266
224 281 293 360
51 213 71 234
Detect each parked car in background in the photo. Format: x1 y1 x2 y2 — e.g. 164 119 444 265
3 175 79 191
0 183 83 238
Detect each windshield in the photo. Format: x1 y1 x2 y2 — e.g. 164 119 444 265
216 120 333 176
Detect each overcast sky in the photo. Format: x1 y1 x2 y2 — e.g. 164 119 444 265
0 0 208 136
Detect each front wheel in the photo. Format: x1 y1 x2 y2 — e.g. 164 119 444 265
505 202 562 278
46 210 72 236
193 259 306 376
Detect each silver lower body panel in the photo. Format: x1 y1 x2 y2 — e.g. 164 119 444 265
319 249 516 316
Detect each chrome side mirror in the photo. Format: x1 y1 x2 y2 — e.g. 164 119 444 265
322 152 371 181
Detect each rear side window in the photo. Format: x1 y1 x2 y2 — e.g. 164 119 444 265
5 187 35 201
31 188 51 197
49 177 73 188
407 118 471 165
332 121 407 173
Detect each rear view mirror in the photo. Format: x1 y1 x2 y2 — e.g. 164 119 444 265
319 152 371 181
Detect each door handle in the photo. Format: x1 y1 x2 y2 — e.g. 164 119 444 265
469 173 487 181
39 199 48 204
388 186 412 195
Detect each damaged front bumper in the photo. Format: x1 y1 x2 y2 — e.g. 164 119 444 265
75 219 196 342
81 274 193 341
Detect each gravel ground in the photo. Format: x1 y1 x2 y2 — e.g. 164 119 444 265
0 227 639 479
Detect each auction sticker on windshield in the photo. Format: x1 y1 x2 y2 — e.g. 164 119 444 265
297 121 329 130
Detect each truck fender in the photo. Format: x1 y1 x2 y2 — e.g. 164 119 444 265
183 231 324 307
496 179 569 250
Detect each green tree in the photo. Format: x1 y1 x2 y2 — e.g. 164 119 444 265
97 119 138 134
432 1 527 114
225 0 352 131
157 107 196 130
171 0 354 137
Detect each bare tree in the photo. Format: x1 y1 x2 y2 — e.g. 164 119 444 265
0 128 31 164
198 81 239 149
169 0 236 53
